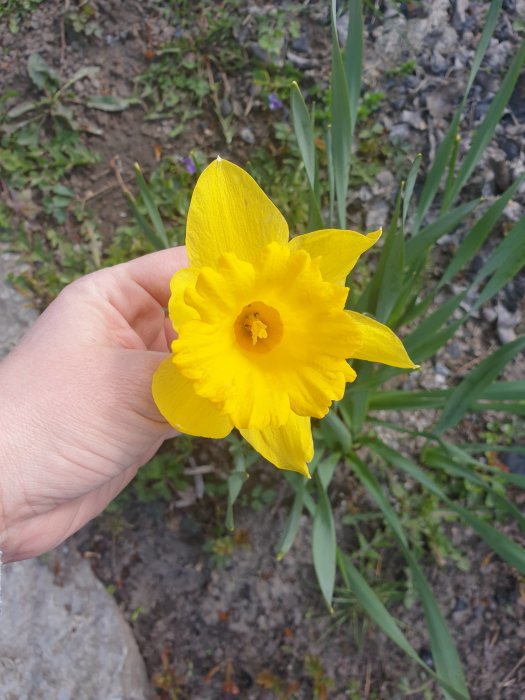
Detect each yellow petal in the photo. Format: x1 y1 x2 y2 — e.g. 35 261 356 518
186 158 289 268
240 412 313 477
152 356 233 438
345 311 418 369
173 243 356 428
168 267 200 332
289 228 381 284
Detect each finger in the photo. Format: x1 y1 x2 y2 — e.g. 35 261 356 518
121 247 189 307
164 316 178 346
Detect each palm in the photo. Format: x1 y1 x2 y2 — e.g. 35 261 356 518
1 248 186 560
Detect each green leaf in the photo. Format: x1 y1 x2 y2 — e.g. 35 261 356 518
85 95 137 112
444 39 525 208
27 53 60 92
412 0 502 232
330 0 352 228
322 412 352 454
402 153 422 227
276 479 306 560
435 441 525 490
133 163 170 249
291 82 315 190
290 82 324 230
439 174 525 289
347 454 470 700
59 65 101 94
369 440 525 576
6 100 39 119
374 186 405 322
317 452 341 491
483 381 525 401
368 388 449 411
406 199 480 267
471 214 525 311
225 471 247 531
343 0 363 133
435 336 525 434
337 551 470 699
404 293 466 360
312 474 337 611
421 446 525 530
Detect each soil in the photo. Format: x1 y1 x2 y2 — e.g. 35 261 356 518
1 1 525 699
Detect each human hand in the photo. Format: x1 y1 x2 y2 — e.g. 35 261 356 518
0 247 187 562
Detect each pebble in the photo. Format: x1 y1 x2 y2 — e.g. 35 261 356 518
389 122 411 145
430 48 448 75
240 126 255 145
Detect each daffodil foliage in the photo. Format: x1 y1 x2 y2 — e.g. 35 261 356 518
152 158 416 476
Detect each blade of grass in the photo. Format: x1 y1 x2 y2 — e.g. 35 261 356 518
290 81 324 230
330 0 353 228
312 473 337 611
403 153 422 228
368 440 525 575
471 214 525 311
347 454 470 700
406 199 480 267
412 0 502 232
368 380 525 412
343 0 363 134
404 291 467 357
438 441 525 489
337 551 469 700
421 448 525 530
276 478 306 560
372 185 405 322
435 336 525 434
438 174 525 289
133 163 170 249
443 39 525 209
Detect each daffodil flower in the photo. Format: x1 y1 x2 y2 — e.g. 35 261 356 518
152 158 417 477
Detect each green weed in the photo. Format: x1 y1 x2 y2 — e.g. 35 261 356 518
0 0 45 33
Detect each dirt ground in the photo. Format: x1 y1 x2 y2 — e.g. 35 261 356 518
1 1 525 698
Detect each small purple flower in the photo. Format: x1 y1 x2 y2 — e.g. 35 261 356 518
268 93 284 111
181 155 196 175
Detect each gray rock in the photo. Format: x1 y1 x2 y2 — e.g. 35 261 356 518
0 250 38 359
0 256 151 700
365 197 389 231
239 126 255 145
0 551 152 700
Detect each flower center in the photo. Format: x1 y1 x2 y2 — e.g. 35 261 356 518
234 301 283 353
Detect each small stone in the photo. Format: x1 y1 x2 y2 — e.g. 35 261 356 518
434 361 449 377
401 110 426 129
365 198 389 230
509 73 525 122
249 42 283 68
501 452 525 476
290 34 308 53
220 97 232 117
430 48 448 75
389 123 411 145
286 51 318 69
240 127 255 145
453 596 468 612
498 137 521 161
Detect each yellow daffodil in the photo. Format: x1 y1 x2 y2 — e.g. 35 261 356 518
152 158 417 477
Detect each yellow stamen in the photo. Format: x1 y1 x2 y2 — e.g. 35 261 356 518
234 300 283 353
244 313 268 345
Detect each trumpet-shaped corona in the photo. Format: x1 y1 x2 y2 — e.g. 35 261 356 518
152 158 417 476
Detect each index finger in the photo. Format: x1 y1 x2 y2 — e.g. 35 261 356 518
119 246 189 307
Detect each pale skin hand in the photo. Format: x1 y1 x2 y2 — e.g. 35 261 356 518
0 247 187 562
